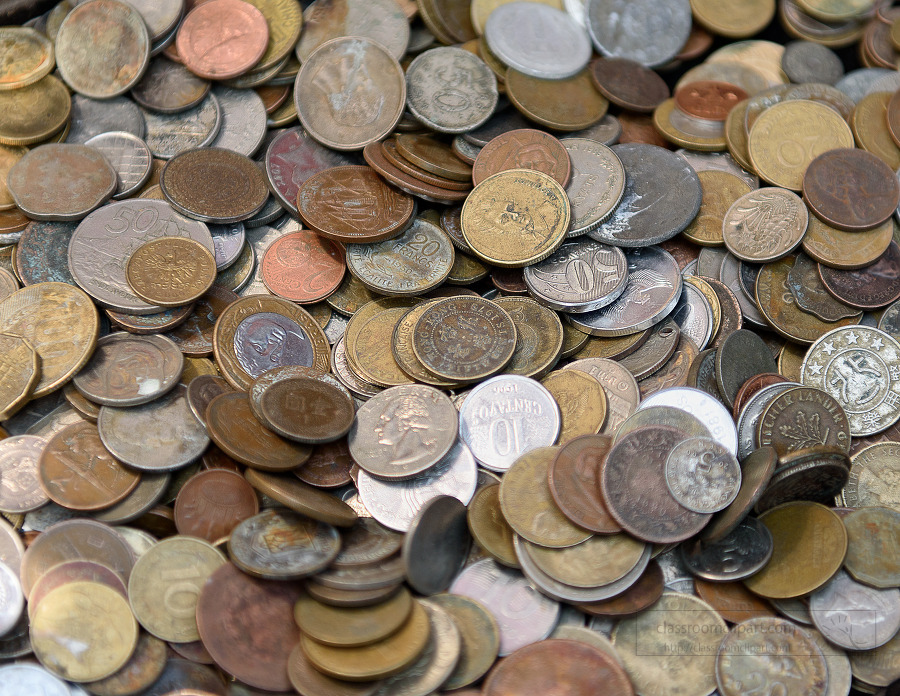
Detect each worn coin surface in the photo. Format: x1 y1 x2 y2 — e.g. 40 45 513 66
131 56 210 114
296 0 409 62
176 0 269 80
809 569 900 651
473 129 571 187
586 0 692 68
141 93 222 159
722 187 808 263
665 436 742 513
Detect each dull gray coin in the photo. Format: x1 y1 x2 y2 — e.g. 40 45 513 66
680 517 772 582
782 41 844 85
810 570 900 651
585 0 692 68
402 495 470 595
0 561 22 637
209 86 267 157
66 94 146 144
715 329 779 408
84 131 153 200
665 436 741 514
141 92 222 159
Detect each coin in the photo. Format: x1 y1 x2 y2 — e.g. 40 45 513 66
176 0 268 80
819 241 900 310
664 436 742 513
586 0 692 68
131 56 210 114
804 216 894 270
141 93 222 160
403 495 469 595
296 0 409 62
0 27 54 90
722 187 808 262
0 76 70 148
540 369 608 443
472 129 571 187
260 230 344 304
295 588 412 648
843 506 900 589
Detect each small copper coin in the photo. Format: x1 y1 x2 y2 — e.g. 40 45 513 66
381 139 473 192
547 435 621 534
196 561 303 692
694 578 776 624
38 422 140 512
161 148 269 223
674 81 749 121
126 237 217 308
395 134 472 182
174 469 259 543
577 560 664 618
176 0 269 80
296 440 354 488
589 58 670 114
261 230 345 303
364 142 470 203
819 241 900 310
255 377 355 445
297 166 415 243
472 129 571 187
186 375 233 426
803 148 900 232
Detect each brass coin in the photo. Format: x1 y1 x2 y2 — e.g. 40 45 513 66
725 98 756 173
242 0 304 73
802 216 893 270
293 588 413 647
0 333 39 421
853 91 900 171
244 469 357 527
844 442 900 510
349 307 418 388
461 169 570 268
300 599 431 682
540 369 608 443
395 134 472 182
344 296 420 380
0 75 70 147
722 188 808 263
505 68 609 131
690 0 776 38
524 533 646 588
466 484 518 568
682 170 753 247
125 237 216 308
0 27 55 91
843 506 900 589
31 581 138 683
743 501 847 599
287 643 383 696
494 296 563 379
427 593 499 690
573 330 650 361
653 98 727 152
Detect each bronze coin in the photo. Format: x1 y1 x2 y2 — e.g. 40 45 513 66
547 434 621 534
168 285 239 358
673 80 748 121
394 134 472 182
363 141 470 204
380 139 473 192
137 658 225 696
589 58 670 114
37 422 140 512
186 374 233 426
205 392 312 472
694 577 776 624
174 469 259 543
576 560 664 618
715 329 779 408
27 558 127 613
160 148 269 223
87 630 168 696
803 148 900 232
255 376 355 445
297 165 415 243
732 373 790 420
196 561 303 692
888 88 900 148
819 241 900 310
295 439 354 489
471 129 571 187
105 304 195 335
244 468 357 528
260 230 345 304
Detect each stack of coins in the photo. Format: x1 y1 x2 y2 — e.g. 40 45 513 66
5 0 900 694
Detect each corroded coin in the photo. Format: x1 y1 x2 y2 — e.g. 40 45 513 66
0 333 38 420
130 56 210 114
756 385 851 456
403 495 470 595
787 252 860 322
0 76 70 147
125 237 216 307
141 93 222 160
507 68 609 132
843 506 900 588
176 0 269 80
0 27 54 91
722 187 808 263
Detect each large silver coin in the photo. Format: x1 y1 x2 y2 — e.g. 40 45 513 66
0 664 70 696
810 570 900 651
209 86 267 158
84 131 153 200
639 386 738 456
458 375 560 472
140 92 222 160
68 199 214 314
562 138 626 237
585 0 692 68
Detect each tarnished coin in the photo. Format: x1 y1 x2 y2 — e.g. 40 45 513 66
472 129 571 187
255 376 355 445
173 468 258 542
809 569 900 651
715 329 780 407
805 216 893 271
586 0 692 68
0 333 38 420
0 27 54 91
787 252 860 321
244 469 356 527
722 187 808 263
124 237 217 308
665 436 742 513
84 131 153 201
131 56 210 114
296 0 409 62
540 369 608 442
0 75 70 147
176 0 268 80
819 241 900 310
843 506 900 588
547 435 620 533
466 484 517 568
140 93 222 160
0 435 49 514
207 85 267 157
756 385 851 457
294 588 412 647
681 515 773 582
403 496 469 595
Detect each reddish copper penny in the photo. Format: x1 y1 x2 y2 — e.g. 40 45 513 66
297 165 416 243
694 577 776 624
618 112 671 148
819 241 900 310
547 435 621 534
362 142 470 204
589 57 670 114
803 148 900 232
471 129 571 187
261 230 345 304
483 639 634 696
732 373 790 420
295 439 354 488
28 559 127 615
576 560 664 617
673 80 748 121
174 469 259 543
196 561 303 692
176 0 269 80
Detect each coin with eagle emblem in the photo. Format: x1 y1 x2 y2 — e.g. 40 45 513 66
125 237 217 307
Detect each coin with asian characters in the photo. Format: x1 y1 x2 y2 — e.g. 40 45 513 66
261 230 344 304
461 169 570 268
256 377 355 445
125 238 216 308
722 187 808 263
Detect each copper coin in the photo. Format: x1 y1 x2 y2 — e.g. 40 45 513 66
244 469 356 528
471 129 571 187
174 469 259 543
186 375 233 426
732 373 790 420
260 230 345 303
694 577 776 624
297 166 415 243
803 148 900 232
168 639 215 665
381 139 473 192
483 639 634 696
137 659 225 696
394 134 472 182
576 560 664 617
196 561 303 692
601 425 710 543
255 377 355 445
589 58 670 114
547 434 621 534
296 439 354 489
27 559 127 615
176 0 269 80
161 148 269 223
168 285 240 358
206 392 312 471
362 141 470 204
674 80 749 122
37 422 140 512
201 444 242 473
819 241 900 310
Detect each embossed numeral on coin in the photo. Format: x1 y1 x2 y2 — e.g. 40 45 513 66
161 567 204 619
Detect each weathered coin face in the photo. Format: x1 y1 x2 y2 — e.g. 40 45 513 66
681 515 773 582
131 56 210 114
722 187 808 263
140 93 222 160
473 129 572 187
296 0 409 62
664 436 742 513
176 0 268 80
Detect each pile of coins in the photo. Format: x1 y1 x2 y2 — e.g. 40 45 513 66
4 0 900 694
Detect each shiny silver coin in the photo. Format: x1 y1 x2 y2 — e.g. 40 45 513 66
639 386 738 457
665 436 741 514
84 131 153 200
0 664 70 696
680 517 773 582
585 0 691 68
209 222 246 270
0 561 22 638
562 138 626 237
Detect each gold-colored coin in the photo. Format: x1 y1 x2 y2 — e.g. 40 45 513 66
241 0 303 73
267 94 298 128
391 301 461 388
212 295 330 390
505 68 609 131
0 144 26 211
499 447 591 549
653 99 727 152
796 0 875 21
466 484 518 568
31 581 138 683
743 501 847 599
849 626 900 688
348 307 416 388
0 333 39 420
706 40 788 87
777 341 805 382
344 296 421 380
0 27 55 91
306 302 332 329
540 369 607 443
684 275 722 338
293 588 413 647
748 99 854 190
326 272 379 317
690 0 776 38
524 533 646 588
300 599 431 681
446 253 489 285
494 296 563 379
214 242 254 291
682 171 753 246
725 99 756 173
574 330 649 361
852 91 900 171
427 593 499 690
560 323 590 358
843 443 900 510
469 0 563 34
0 282 98 398
802 215 894 270
462 169 570 268
125 237 217 308
181 356 219 384
0 74 71 146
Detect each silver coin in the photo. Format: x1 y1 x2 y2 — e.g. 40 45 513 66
680 517 773 582
561 138 626 237
458 375 560 472
869 72 900 96
67 94 146 144
719 252 768 327
24 404 85 442
331 336 382 401
450 557 559 656
485 3 591 79
0 664 70 696
244 196 285 228
84 131 153 200
235 222 285 297
665 436 742 513
122 0 183 41
805 627 853 696
295 0 410 62
130 56 210 114
639 386 738 456
22 502 81 533
149 18 179 57
0 518 23 579
782 40 844 86
405 47 498 134
0 435 49 514
676 149 759 189
323 311 348 345
209 86 267 157
671 283 714 352
566 246 682 337
141 92 222 159
834 67 895 103
402 496 470 595
68 199 214 314
570 113 622 146
523 239 628 313
332 518 401 569
771 597 813 625
585 0 691 68
98 384 210 471
0 560 22 638
588 143 702 248
810 569 900 651
697 246 728 279
555 604 588 629
357 439 477 532
452 135 481 164
209 222 246 270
